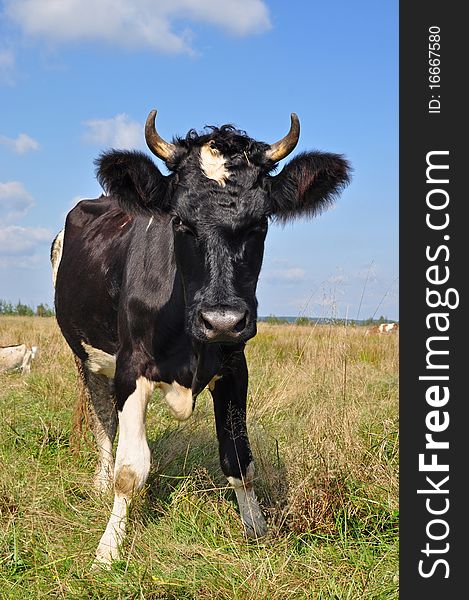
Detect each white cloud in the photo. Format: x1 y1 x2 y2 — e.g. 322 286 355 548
0 181 53 270
0 225 52 256
263 267 307 284
0 181 35 222
174 0 271 36
0 133 40 154
5 0 271 53
5 0 271 54
0 50 15 85
83 114 143 149
0 50 14 67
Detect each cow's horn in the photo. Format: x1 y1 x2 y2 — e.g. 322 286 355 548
265 113 300 162
145 109 176 161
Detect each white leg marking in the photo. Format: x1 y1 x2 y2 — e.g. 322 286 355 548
227 462 267 539
94 377 154 566
81 342 116 378
93 495 128 567
159 381 193 421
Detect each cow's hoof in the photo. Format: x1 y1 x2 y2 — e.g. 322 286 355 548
91 557 111 571
92 531 121 569
92 546 118 570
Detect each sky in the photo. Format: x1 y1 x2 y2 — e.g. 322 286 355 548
0 0 398 321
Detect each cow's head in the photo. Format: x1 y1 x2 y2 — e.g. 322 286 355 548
96 110 350 345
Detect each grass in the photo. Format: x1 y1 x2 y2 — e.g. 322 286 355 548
0 316 398 598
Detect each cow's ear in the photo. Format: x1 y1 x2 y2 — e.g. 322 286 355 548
267 151 351 221
95 150 171 215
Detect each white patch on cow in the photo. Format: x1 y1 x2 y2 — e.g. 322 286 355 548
93 494 127 567
146 216 154 231
51 229 64 287
94 376 154 566
376 322 399 334
227 462 267 539
81 342 116 378
366 322 399 335
159 381 193 421
0 344 37 374
200 143 229 186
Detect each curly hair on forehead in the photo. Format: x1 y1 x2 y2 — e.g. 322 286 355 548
182 124 248 143
173 124 270 160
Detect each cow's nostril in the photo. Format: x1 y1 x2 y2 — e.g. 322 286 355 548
233 312 247 333
202 316 214 330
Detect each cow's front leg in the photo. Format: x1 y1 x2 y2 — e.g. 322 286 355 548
94 376 154 566
210 352 267 539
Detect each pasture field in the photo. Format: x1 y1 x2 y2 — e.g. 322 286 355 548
0 316 398 599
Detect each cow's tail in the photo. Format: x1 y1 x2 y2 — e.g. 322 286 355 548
70 355 90 452
50 229 64 288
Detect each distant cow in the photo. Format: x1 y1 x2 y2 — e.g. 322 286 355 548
366 322 399 335
52 109 350 566
0 344 38 374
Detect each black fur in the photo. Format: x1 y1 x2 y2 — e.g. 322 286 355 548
268 151 351 222
96 150 171 215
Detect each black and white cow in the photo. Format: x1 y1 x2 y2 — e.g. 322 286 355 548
52 109 350 565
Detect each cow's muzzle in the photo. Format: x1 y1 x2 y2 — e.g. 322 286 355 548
196 305 251 343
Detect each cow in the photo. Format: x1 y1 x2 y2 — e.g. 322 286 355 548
0 344 38 374
51 109 350 566
366 322 399 335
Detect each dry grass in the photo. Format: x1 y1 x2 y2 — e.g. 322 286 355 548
0 316 398 598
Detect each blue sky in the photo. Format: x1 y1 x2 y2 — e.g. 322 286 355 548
0 0 398 320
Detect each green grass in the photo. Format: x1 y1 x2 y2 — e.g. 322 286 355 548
0 317 398 598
